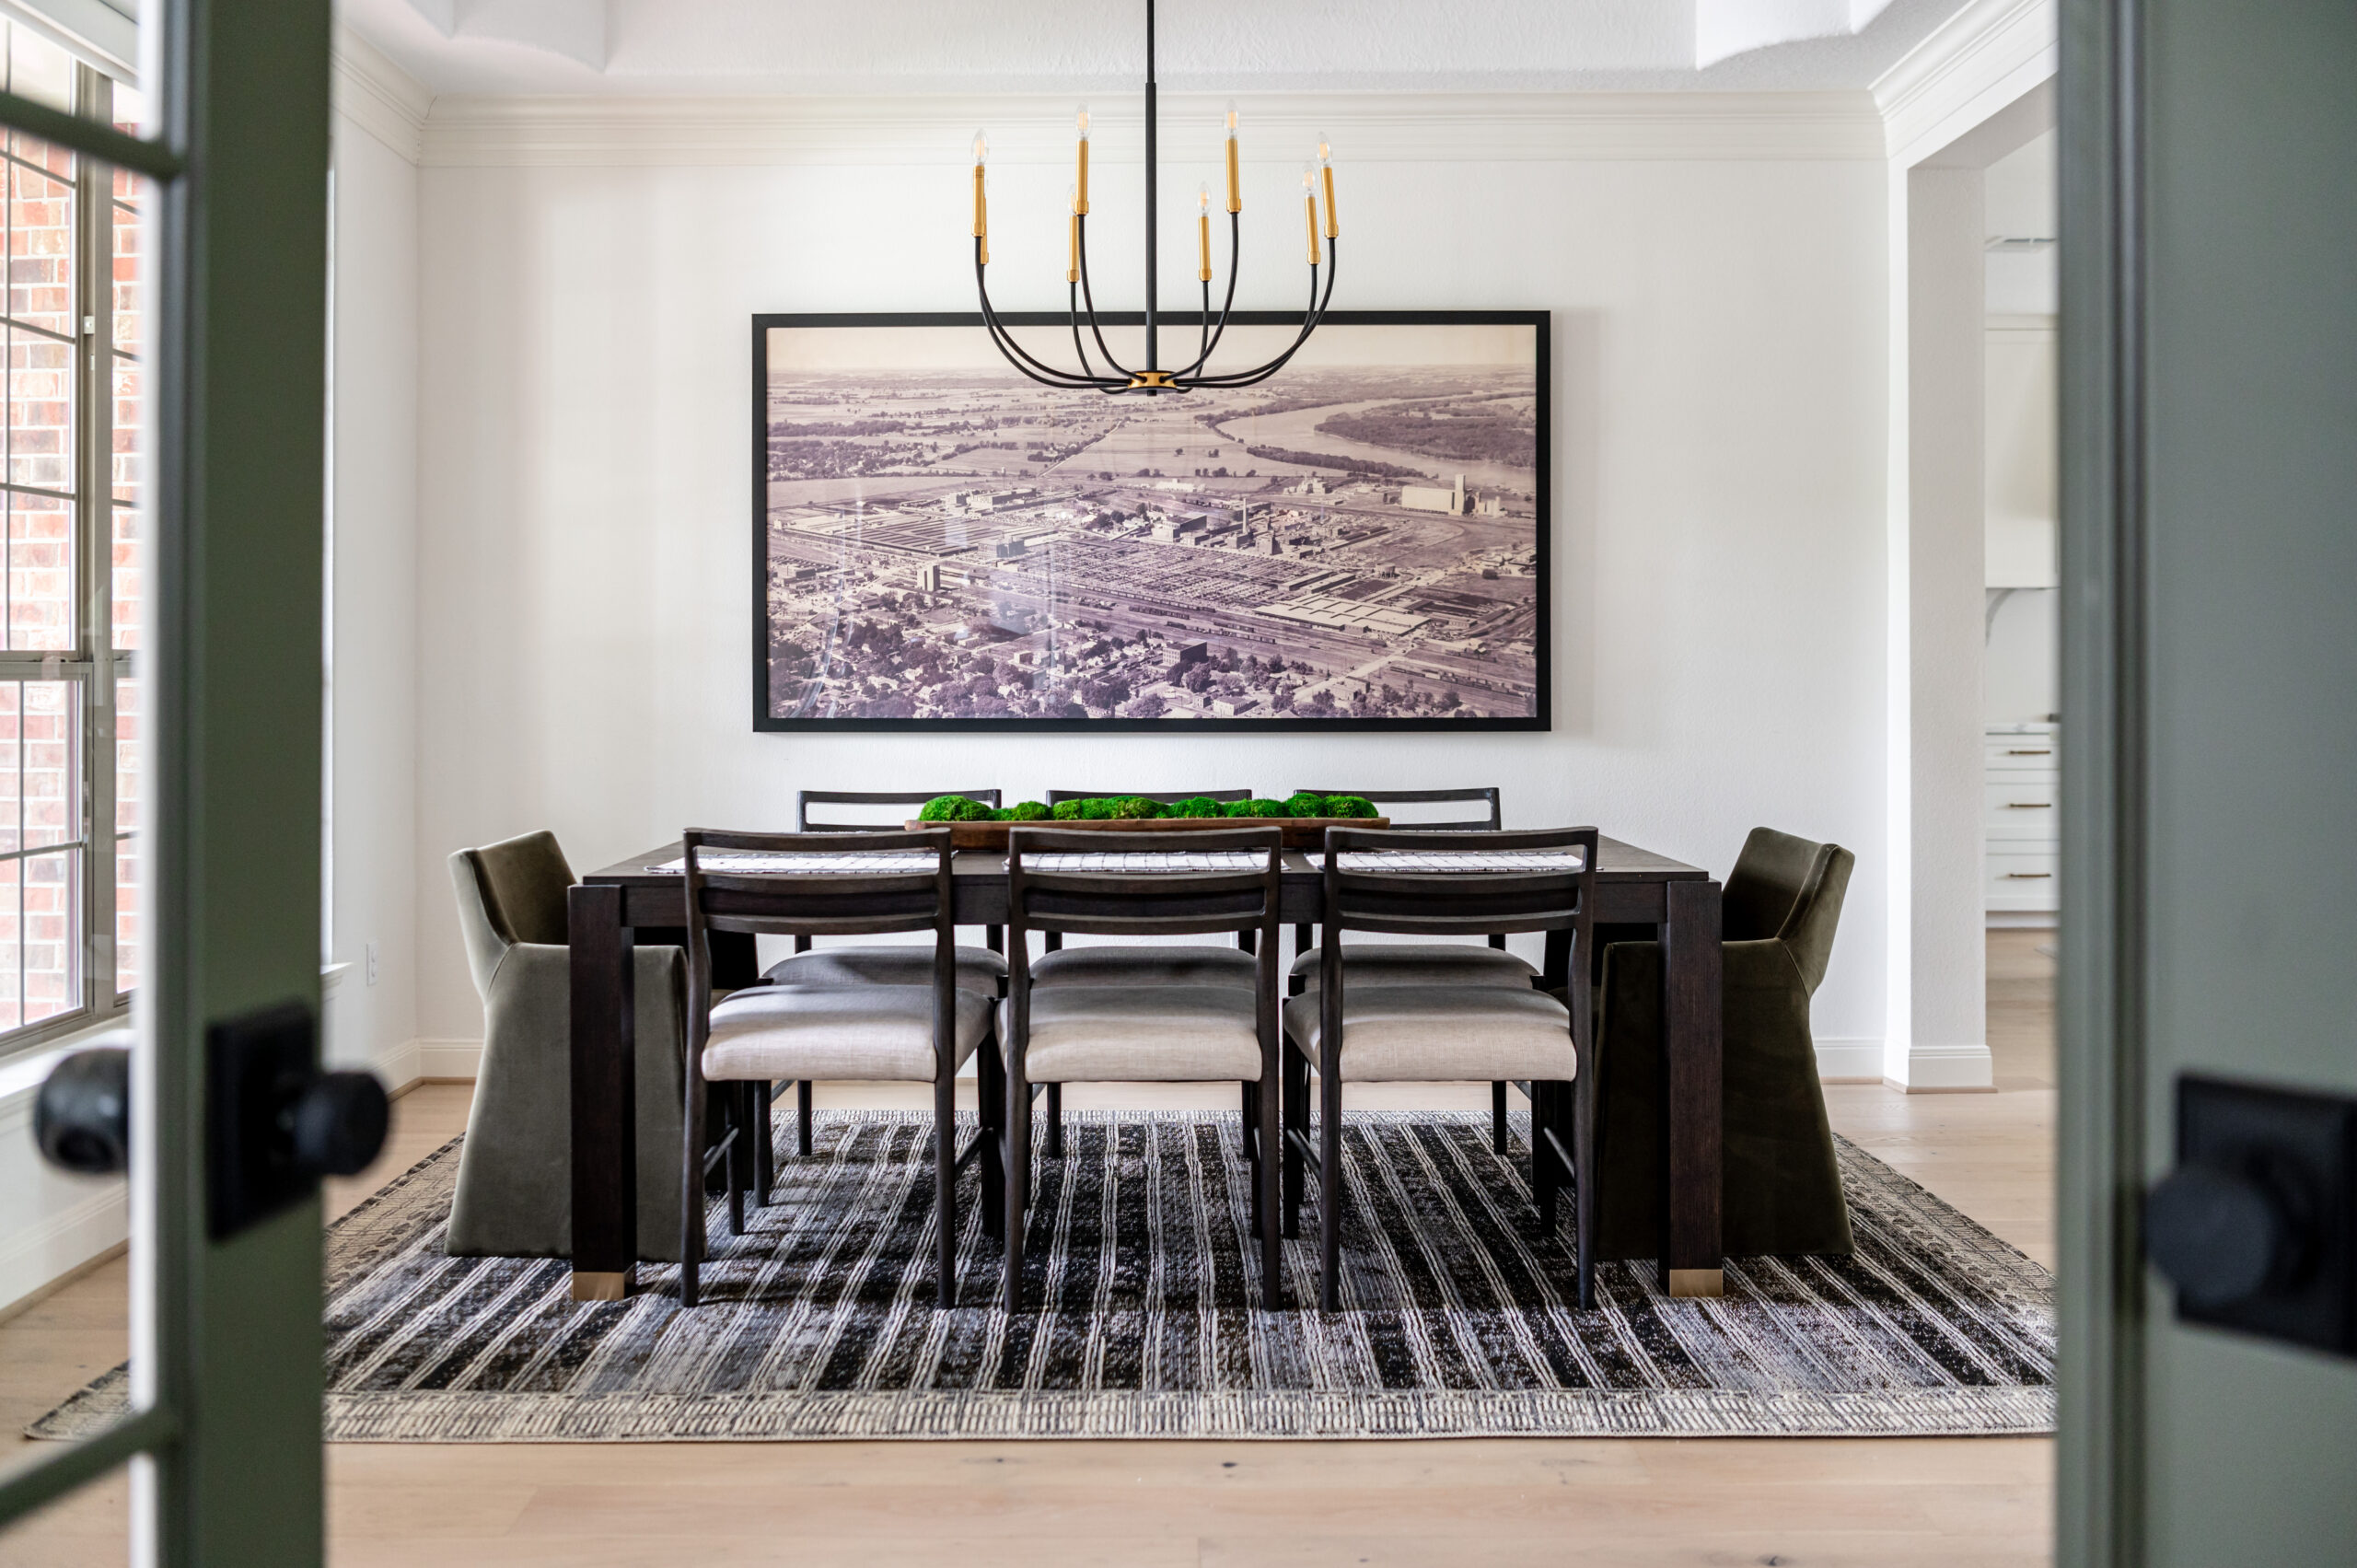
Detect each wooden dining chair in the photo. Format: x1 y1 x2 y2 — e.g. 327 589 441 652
1000 825 1284 1311
1030 787 1260 1155
755 789 1008 1161
1282 825 1600 1310
1288 786 1535 1154
679 827 1002 1308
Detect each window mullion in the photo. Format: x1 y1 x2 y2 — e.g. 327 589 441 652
73 62 113 1010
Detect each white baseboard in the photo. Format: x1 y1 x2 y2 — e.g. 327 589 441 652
1889 1042 1996 1093
366 1036 423 1092
0 1179 127 1316
1986 911 2059 929
417 1039 483 1080
1812 1037 1884 1082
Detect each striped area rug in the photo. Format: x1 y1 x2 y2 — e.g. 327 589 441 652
30 1110 2053 1442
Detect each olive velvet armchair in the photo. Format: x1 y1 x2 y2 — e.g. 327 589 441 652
1588 826 1857 1260
446 830 688 1261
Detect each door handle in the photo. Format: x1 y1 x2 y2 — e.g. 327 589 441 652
208 1001 389 1239
2003 802 2053 809
33 1041 133 1175
2144 1074 2354 1357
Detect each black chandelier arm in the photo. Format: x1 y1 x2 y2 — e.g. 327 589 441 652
975 256 1126 391
1068 281 1102 383
1073 215 1140 378
1182 243 1338 389
1169 209 1244 382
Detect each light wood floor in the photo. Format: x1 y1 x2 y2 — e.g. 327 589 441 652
0 932 2060 1566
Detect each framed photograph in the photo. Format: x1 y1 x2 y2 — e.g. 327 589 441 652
751 310 1549 731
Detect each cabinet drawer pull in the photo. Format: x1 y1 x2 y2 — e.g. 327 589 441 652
2003 872 2053 879
2003 802 2053 809
2004 749 2053 756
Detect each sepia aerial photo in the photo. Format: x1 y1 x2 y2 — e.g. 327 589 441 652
757 319 1543 725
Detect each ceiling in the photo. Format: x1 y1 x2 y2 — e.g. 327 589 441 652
334 0 1981 97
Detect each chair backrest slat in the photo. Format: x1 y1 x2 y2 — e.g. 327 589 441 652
681 829 955 997
1043 787 1254 805
1004 827 1282 946
797 788 1001 832
1292 785 1501 832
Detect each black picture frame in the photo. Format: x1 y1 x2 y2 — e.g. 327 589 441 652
752 308 1550 733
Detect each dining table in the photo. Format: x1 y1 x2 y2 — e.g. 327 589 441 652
563 836 1725 1304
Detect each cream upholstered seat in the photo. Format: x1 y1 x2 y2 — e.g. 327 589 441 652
1283 984 1573 1082
705 984 993 1083
1288 942 1537 991
1031 943 1257 989
764 944 1005 995
1004 985 1262 1083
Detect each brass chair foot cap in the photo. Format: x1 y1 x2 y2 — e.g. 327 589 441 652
571 1269 633 1302
1666 1267 1724 1298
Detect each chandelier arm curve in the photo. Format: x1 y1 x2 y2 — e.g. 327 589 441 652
978 269 1125 392
1068 282 1101 382
1181 246 1338 389
1074 215 1139 378
976 251 1124 389
1168 211 1245 383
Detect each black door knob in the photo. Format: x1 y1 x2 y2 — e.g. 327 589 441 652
34 1047 133 1176
2144 1163 2300 1308
286 1071 389 1177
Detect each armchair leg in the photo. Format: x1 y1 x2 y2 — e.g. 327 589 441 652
1534 1080 1557 1233
1281 1046 1308 1239
978 1039 1004 1240
681 1061 707 1308
724 1085 747 1238
935 1068 958 1308
1045 1082 1063 1157
1240 1080 1259 1166
1573 1065 1598 1309
1318 1056 1343 1311
1256 1066 1283 1306
753 1081 774 1207
1491 1080 1510 1156
796 1078 814 1157
1004 1060 1030 1312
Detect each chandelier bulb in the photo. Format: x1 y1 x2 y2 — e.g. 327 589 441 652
1198 181 1211 216
1317 130 1332 166
1076 104 1090 141
1225 101 1239 138
972 128 988 166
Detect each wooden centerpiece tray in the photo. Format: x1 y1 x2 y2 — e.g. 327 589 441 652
903 817 1389 852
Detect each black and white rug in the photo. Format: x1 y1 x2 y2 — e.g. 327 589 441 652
32 1110 2053 1442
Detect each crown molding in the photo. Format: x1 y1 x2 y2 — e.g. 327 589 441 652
1873 0 2055 164
333 22 435 165
415 90 1885 169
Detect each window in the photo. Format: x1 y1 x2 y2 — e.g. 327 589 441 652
0 26 144 1051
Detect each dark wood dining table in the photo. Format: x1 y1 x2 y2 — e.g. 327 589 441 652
563 836 1725 1304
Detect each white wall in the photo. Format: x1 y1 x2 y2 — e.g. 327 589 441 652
324 87 422 1084
410 110 1895 1068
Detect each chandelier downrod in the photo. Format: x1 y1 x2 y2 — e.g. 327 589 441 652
970 0 1338 396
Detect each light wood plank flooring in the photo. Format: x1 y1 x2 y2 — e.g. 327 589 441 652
0 932 2059 1566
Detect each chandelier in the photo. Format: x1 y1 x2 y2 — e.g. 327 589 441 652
969 0 1337 396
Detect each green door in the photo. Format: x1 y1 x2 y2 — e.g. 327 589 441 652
2060 1 2357 1562
0 1 333 1562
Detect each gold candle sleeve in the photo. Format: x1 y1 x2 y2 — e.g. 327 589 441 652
1322 165 1338 238
1225 136 1241 214
972 164 986 238
1068 209 1080 283
1304 193 1319 264
1198 213 1213 282
1076 138 1090 215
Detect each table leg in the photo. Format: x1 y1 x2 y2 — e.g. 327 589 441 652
569 883 637 1301
1661 877 1724 1298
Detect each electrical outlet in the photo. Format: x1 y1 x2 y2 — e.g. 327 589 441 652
365 940 378 987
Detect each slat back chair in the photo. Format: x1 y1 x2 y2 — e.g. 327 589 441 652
1290 786 1524 1153
680 827 999 1307
1286 825 1602 1308
1042 788 1254 805
1039 789 1256 958
1001 825 1285 1311
794 788 1004 953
